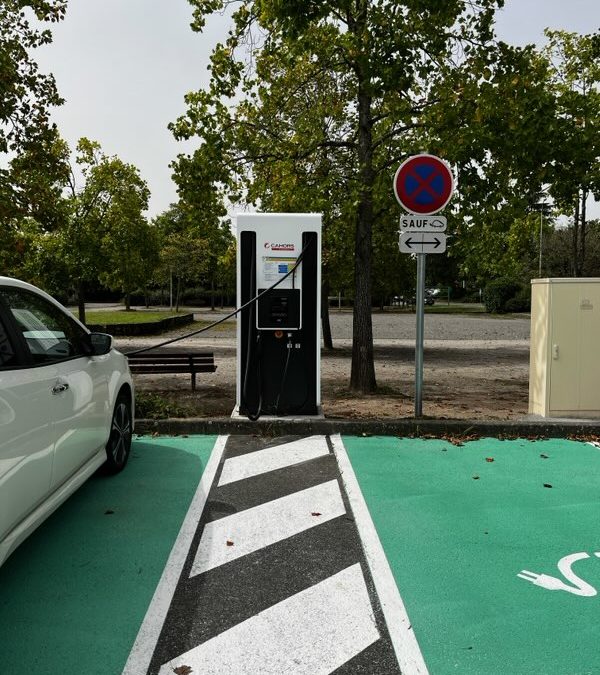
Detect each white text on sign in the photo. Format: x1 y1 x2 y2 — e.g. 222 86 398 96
399 215 447 233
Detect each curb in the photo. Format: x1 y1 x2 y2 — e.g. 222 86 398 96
135 416 600 438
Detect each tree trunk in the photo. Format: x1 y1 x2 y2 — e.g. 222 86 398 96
211 276 215 310
350 37 377 393
349 5 377 394
321 277 333 350
77 280 86 325
125 292 131 311
175 277 181 312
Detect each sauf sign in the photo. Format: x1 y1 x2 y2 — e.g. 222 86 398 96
393 153 455 417
394 153 454 252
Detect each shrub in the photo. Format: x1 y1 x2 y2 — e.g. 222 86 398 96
504 287 531 313
483 278 521 313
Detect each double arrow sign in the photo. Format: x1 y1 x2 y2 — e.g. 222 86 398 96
398 215 447 254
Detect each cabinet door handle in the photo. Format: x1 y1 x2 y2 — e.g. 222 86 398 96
552 344 559 360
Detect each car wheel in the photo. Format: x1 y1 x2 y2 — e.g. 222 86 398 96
105 393 132 474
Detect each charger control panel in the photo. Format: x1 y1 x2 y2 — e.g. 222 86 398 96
257 289 301 329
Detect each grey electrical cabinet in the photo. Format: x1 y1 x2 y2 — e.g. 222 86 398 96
529 278 600 418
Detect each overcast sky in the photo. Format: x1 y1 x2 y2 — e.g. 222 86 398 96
36 0 600 218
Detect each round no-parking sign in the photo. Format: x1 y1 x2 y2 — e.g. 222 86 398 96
393 154 455 215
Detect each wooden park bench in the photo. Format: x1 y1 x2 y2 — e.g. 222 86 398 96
126 352 216 391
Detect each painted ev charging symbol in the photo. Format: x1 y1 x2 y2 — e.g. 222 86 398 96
518 552 600 597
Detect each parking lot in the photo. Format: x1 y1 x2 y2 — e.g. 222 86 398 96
118 308 531 420
2 433 600 674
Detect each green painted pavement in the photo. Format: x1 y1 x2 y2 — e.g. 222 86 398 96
344 436 600 675
0 435 216 675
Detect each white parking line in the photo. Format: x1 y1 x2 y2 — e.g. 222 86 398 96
122 435 228 675
190 478 346 576
331 434 429 675
158 563 380 675
218 435 329 486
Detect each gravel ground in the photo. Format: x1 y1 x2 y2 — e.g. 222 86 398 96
116 307 532 420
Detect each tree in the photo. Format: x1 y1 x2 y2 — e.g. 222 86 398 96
1 1 66 221
1 2 68 275
543 30 600 276
58 139 155 321
423 39 560 284
153 203 234 311
175 0 504 392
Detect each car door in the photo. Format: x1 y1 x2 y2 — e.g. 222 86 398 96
0 298 53 545
1 287 109 490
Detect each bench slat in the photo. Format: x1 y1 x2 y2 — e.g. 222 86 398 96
129 363 217 373
126 351 216 390
127 353 213 359
127 357 214 362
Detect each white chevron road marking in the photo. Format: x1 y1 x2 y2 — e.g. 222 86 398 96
218 435 330 486
159 563 380 675
331 434 429 675
122 435 228 675
190 478 346 576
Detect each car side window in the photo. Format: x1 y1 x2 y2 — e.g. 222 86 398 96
0 313 18 368
0 288 89 365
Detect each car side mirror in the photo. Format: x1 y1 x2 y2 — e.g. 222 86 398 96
89 332 113 356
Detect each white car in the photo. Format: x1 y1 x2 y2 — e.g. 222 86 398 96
0 277 134 567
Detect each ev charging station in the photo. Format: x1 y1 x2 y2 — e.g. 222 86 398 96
235 213 322 420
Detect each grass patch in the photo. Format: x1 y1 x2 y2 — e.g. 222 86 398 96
424 304 485 314
82 310 187 325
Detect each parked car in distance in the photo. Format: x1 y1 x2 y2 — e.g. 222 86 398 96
0 277 134 567
406 291 435 306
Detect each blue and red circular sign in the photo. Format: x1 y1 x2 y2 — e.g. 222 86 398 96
393 154 455 215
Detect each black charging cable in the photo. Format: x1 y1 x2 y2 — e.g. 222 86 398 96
124 238 313 356
274 333 293 415
241 251 262 420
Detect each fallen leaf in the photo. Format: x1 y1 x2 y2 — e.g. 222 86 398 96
173 666 193 675
226 540 234 547
104 509 115 515
472 475 480 480
540 453 549 459
485 457 494 463
543 483 553 488
311 512 322 517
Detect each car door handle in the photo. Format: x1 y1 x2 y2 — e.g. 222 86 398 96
51 382 69 395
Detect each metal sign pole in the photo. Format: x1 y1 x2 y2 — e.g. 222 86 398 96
415 253 426 417
393 154 455 419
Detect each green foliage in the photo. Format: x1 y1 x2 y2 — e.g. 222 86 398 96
542 30 600 275
55 138 157 313
0 0 66 155
152 203 235 311
483 278 528 313
0 1 67 238
175 0 505 391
